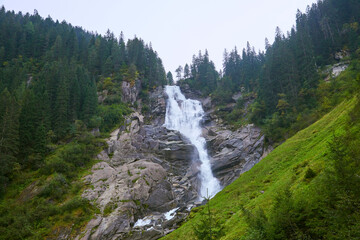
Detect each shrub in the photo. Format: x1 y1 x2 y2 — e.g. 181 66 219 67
42 155 71 175
97 104 131 132
40 173 68 200
61 196 88 213
103 95 122 105
88 115 102 129
304 167 316 180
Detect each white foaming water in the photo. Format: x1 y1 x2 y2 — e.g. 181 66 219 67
164 85 221 198
134 217 151 227
164 207 179 220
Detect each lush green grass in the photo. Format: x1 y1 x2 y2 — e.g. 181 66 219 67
163 98 356 240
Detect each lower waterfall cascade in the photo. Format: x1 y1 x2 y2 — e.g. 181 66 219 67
164 85 222 198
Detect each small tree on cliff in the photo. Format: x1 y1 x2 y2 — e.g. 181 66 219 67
193 191 224 240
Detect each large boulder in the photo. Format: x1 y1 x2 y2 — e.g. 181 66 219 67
80 160 175 240
204 124 267 186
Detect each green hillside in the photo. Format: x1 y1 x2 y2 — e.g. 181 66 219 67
163 95 359 239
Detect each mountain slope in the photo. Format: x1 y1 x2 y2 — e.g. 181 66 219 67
163 96 357 240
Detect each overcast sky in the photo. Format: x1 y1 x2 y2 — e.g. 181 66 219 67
2 0 318 75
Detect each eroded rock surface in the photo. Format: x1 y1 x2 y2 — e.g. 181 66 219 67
77 85 271 240
77 87 201 240
121 80 141 104
204 123 271 186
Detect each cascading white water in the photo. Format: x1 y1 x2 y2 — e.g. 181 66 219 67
164 85 221 198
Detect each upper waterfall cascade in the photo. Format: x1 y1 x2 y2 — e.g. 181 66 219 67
164 85 221 198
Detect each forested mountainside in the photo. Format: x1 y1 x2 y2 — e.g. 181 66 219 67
164 0 360 239
1 0 360 239
164 82 360 240
177 0 360 144
0 6 169 239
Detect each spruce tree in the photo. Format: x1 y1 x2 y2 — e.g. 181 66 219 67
54 74 70 138
0 89 20 194
166 71 174 85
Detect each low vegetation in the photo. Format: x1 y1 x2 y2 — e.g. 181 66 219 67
0 128 103 239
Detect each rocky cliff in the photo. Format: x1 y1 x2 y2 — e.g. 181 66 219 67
76 84 271 240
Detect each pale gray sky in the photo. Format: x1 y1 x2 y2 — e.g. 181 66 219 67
1 0 318 75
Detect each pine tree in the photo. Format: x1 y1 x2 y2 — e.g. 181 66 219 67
184 64 190 79
54 74 69 137
0 89 20 194
81 76 97 122
19 89 38 162
166 71 174 85
69 64 81 121
175 65 183 81
193 194 224 240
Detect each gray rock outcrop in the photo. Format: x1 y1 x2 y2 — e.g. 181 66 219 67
204 123 271 186
77 87 201 240
76 85 271 240
179 84 269 187
121 80 141 104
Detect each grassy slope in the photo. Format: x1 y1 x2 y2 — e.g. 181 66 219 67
163 98 355 240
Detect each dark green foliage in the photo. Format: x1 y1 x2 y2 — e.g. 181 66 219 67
317 60 360 113
321 100 360 239
0 5 167 240
304 167 316 180
0 198 59 240
0 6 166 196
193 196 224 240
40 173 68 200
61 196 90 213
0 195 93 240
0 129 101 239
42 155 71 175
167 71 174 85
180 0 360 144
19 89 48 166
42 129 103 178
0 89 19 195
179 50 219 95
97 104 131 132
212 86 233 105
0 7 167 238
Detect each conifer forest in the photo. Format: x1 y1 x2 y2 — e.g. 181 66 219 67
0 0 360 239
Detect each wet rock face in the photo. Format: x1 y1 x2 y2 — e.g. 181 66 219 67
78 103 200 239
178 85 269 187
148 86 167 125
203 124 268 187
77 86 271 240
179 83 213 111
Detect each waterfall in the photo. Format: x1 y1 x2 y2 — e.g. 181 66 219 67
164 85 221 198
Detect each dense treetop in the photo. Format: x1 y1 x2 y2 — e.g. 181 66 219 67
0 6 167 195
178 0 360 143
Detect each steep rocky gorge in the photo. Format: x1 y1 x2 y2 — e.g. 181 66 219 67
76 83 271 240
